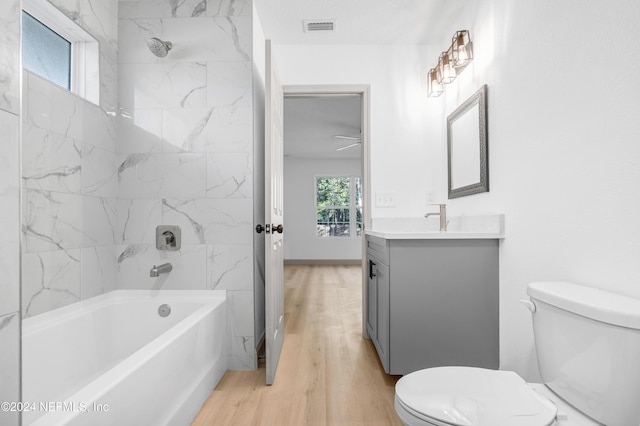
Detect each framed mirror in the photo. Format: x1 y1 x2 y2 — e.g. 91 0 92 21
447 84 488 199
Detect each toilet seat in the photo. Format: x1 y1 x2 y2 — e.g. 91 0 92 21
394 367 558 426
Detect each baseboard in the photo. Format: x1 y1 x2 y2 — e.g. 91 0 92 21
284 259 362 266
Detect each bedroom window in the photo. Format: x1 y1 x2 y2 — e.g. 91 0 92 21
315 176 362 238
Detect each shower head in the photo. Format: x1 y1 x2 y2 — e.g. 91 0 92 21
147 37 172 58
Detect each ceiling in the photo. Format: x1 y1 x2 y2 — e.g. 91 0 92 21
284 95 362 159
254 0 469 45
260 0 469 160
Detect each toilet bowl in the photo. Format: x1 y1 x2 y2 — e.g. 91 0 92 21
394 281 640 426
394 366 597 426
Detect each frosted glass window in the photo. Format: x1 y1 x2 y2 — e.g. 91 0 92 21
22 11 71 90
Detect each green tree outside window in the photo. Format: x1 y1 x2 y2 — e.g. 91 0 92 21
316 176 362 238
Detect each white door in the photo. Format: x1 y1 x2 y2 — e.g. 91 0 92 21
264 40 285 385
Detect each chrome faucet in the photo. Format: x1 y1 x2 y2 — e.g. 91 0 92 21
149 263 173 277
424 204 447 232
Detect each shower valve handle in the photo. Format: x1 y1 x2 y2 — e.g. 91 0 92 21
162 231 175 244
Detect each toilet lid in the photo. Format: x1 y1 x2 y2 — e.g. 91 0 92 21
395 367 557 426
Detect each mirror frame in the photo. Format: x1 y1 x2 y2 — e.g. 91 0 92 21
447 84 488 199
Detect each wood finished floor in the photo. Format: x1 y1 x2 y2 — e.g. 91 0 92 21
191 265 403 426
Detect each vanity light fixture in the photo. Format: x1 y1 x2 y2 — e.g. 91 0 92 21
438 46 456 84
427 29 474 98
427 68 443 97
452 30 473 71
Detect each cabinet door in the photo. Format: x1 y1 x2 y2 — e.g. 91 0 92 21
366 258 377 340
375 261 390 373
388 239 499 374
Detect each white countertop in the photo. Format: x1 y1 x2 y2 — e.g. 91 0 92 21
366 214 505 240
365 230 504 239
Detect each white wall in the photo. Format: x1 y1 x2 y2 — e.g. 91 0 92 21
275 0 640 381
284 157 362 260
438 0 640 380
274 45 441 218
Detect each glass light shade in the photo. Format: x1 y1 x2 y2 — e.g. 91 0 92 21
452 30 473 71
438 49 456 84
427 68 443 97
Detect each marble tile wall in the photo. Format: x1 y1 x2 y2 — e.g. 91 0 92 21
0 0 21 424
118 0 256 369
21 0 119 318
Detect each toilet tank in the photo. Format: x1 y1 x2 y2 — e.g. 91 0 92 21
527 281 640 426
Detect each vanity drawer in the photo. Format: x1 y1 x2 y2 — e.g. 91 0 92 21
366 235 389 264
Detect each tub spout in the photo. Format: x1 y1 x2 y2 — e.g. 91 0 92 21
150 263 172 277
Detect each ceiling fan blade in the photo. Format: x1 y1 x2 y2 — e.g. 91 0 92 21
333 135 361 141
336 142 361 151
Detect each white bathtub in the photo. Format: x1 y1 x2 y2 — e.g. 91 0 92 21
22 290 227 425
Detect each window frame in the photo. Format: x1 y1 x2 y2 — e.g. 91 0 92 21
22 0 99 104
314 175 362 239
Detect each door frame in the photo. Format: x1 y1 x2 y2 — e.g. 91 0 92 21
283 84 371 338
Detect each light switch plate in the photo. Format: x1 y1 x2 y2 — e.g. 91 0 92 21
375 192 397 207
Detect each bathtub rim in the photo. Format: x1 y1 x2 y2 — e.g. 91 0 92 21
22 289 226 337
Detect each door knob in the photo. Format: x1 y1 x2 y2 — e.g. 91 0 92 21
256 224 265 234
272 224 283 234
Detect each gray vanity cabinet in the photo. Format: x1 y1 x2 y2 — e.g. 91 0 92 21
365 234 499 375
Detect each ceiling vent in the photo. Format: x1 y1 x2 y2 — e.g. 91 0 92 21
303 19 336 32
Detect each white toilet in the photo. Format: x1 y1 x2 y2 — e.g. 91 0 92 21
394 281 640 426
